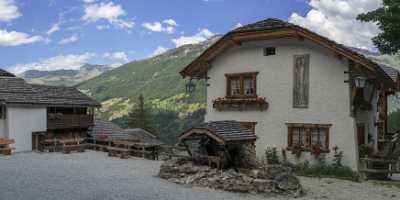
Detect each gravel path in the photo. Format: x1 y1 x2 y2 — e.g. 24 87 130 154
0 151 399 200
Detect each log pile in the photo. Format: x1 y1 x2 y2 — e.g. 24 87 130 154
158 158 303 197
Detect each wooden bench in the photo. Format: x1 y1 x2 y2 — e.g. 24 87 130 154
0 147 12 155
59 138 86 154
0 138 14 156
107 146 130 159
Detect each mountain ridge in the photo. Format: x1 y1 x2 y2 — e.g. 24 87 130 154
20 64 112 86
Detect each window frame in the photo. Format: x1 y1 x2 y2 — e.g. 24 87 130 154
286 123 331 152
225 72 259 98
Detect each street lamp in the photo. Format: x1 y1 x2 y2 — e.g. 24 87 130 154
185 79 196 93
354 76 367 88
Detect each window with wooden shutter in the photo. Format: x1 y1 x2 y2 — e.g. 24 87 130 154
225 72 258 98
286 123 331 152
293 55 310 108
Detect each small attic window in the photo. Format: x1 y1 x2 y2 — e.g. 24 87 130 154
263 47 276 56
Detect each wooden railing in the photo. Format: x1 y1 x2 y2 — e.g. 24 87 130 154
47 114 94 130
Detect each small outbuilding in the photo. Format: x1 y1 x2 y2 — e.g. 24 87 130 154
178 120 257 168
88 119 163 159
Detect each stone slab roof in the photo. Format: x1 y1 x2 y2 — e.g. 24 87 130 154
0 69 16 77
231 18 294 33
0 76 100 107
89 119 163 146
378 64 399 83
125 128 163 146
180 121 257 143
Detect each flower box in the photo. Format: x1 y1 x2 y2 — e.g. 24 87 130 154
212 96 269 111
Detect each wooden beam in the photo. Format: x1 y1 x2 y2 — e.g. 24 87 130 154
229 39 242 46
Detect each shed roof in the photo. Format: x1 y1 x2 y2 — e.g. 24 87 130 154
179 121 257 144
89 119 163 146
125 128 163 146
0 76 100 107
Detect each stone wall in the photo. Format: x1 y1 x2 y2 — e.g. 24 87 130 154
159 158 303 197
235 142 257 168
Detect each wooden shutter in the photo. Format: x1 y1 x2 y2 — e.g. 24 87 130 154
293 55 310 108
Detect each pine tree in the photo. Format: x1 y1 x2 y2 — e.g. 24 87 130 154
127 94 154 133
357 0 400 54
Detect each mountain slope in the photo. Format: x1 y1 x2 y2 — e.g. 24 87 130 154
78 37 219 121
20 64 112 86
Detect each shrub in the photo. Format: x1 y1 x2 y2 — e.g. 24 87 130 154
358 144 373 158
265 147 280 165
294 146 360 182
295 162 359 181
332 146 343 168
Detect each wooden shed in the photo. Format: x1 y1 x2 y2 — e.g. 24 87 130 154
179 121 257 168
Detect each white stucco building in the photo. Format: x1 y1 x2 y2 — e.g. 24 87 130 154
180 19 400 171
0 69 100 152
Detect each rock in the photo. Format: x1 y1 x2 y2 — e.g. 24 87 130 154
258 165 292 179
253 179 274 193
274 173 301 191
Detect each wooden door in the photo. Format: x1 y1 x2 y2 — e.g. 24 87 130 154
357 124 365 146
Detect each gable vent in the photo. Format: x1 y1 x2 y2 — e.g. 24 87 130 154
263 47 276 56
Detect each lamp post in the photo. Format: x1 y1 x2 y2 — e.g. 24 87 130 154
185 79 196 93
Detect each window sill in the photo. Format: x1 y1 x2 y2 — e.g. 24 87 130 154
212 96 268 111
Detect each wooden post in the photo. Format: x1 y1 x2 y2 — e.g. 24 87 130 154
35 134 39 152
182 140 192 157
223 146 237 172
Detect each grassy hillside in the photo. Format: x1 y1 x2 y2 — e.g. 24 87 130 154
78 37 219 121
78 37 219 143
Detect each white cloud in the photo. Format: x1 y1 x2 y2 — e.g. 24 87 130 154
47 23 60 35
149 46 168 57
143 19 177 34
163 19 178 26
103 51 129 62
0 29 44 46
82 2 134 29
110 63 123 68
58 35 79 45
172 28 215 47
83 0 96 3
96 24 110 30
289 0 381 50
0 0 21 22
9 52 96 74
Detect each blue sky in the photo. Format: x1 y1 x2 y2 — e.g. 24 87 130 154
0 0 381 74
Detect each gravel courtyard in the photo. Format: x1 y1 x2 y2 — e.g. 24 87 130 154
0 151 399 200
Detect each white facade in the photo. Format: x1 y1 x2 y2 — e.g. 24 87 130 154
205 38 361 170
5 106 47 152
